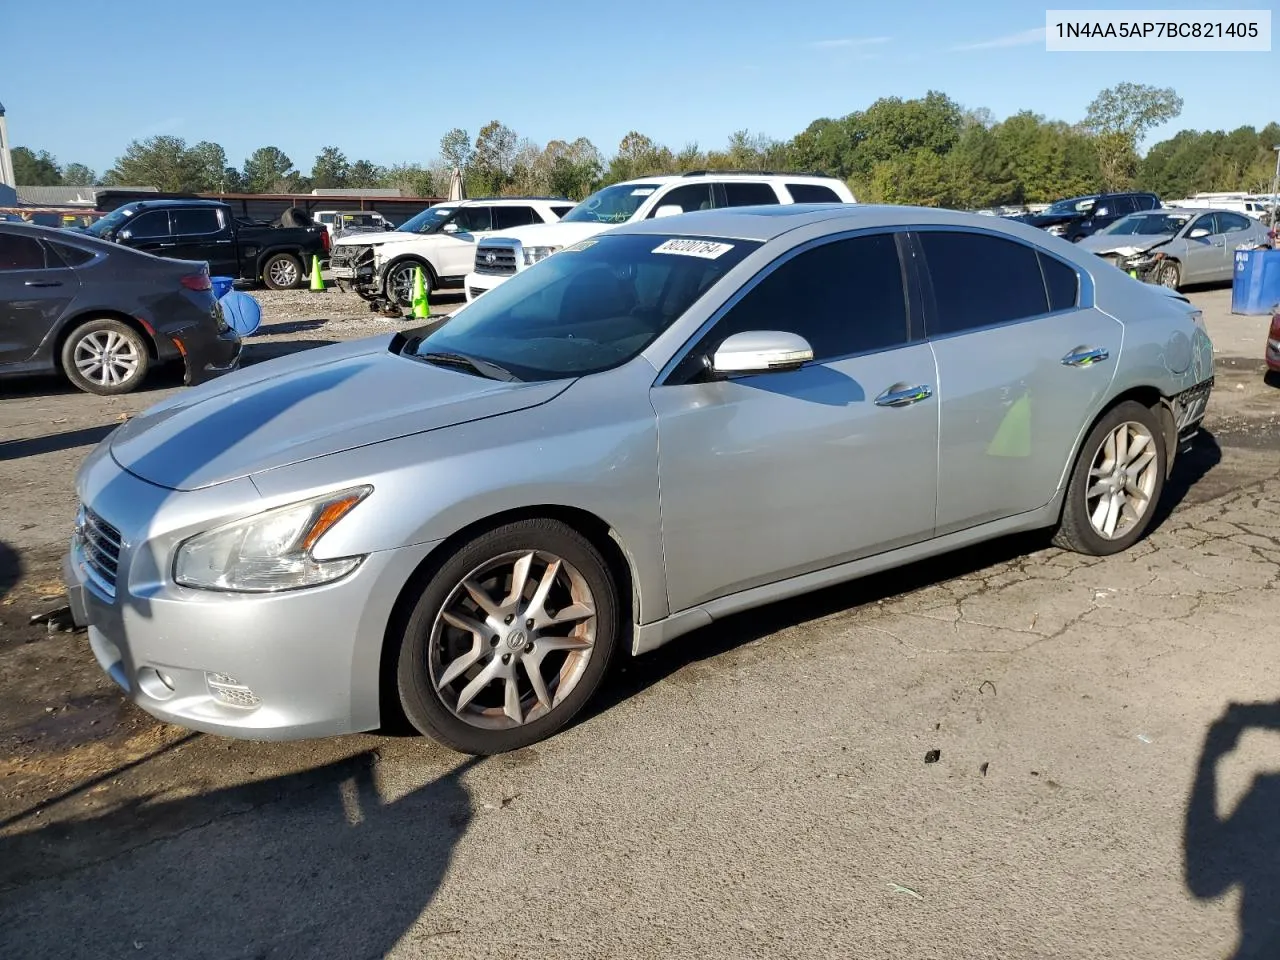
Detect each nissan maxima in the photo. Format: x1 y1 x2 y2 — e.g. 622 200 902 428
64 205 1215 755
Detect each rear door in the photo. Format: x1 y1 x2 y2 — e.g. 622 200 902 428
717 181 783 208
0 231 81 366
1181 213 1224 282
915 228 1120 534
167 207 239 277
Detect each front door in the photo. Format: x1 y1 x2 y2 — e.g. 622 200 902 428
0 232 80 365
913 228 1122 535
436 205 494 278
1181 213 1227 283
651 231 939 613
118 209 174 256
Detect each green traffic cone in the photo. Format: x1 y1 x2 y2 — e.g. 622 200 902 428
411 266 429 319
310 254 326 292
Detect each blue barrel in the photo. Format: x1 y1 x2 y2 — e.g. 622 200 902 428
218 290 262 337
1231 249 1280 315
210 276 236 299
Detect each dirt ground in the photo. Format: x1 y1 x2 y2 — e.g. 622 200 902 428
1 285 1278 959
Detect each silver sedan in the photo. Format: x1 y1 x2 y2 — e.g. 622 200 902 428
64 205 1215 755
1077 207 1271 288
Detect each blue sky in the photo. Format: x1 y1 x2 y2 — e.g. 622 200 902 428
3 0 1276 175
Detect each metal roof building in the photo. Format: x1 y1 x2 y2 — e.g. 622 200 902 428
14 185 158 207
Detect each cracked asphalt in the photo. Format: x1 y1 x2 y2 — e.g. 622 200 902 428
1 287 1278 959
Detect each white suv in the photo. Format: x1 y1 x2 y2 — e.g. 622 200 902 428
463 172 856 300
329 197 575 306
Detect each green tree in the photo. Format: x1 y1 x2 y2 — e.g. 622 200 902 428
1084 83 1183 190
603 131 675 184
242 146 296 193
383 163 436 197
103 136 199 191
347 159 387 188
439 128 473 173
187 141 231 192
867 149 959 207
11 147 62 185
61 162 96 186
310 146 350 189
470 121 520 195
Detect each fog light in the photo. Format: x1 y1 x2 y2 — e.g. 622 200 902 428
137 667 176 701
206 672 261 708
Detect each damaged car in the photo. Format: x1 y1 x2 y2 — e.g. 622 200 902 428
1077 208 1269 289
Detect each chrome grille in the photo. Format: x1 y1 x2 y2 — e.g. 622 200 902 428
474 244 518 276
79 506 121 596
468 286 487 300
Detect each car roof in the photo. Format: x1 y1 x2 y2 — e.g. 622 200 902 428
616 172 843 187
454 196 571 206
610 204 1063 243
123 198 226 209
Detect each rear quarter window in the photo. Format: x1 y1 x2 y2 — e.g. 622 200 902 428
1039 253 1079 312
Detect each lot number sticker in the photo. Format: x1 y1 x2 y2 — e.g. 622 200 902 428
652 239 735 259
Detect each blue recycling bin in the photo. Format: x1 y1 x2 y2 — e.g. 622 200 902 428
1231 249 1280 315
210 275 236 299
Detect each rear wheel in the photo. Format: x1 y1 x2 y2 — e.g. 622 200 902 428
61 318 150 395
262 252 303 290
1053 400 1167 556
396 519 620 755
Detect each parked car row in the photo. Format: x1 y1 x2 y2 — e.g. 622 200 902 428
60 200 1214 755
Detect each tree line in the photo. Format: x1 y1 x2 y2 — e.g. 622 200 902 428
12 84 1280 208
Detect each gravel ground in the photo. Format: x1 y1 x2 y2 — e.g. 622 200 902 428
1 285 1278 959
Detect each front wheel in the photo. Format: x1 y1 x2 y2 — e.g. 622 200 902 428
1053 400 1167 556
385 260 430 308
396 519 620 755
1156 259 1182 290
261 252 303 290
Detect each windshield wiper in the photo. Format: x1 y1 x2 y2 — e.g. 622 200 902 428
417 351 521 382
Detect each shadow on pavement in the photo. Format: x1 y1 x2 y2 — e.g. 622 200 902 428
0 540 20 603
1185 701 1280 959
0 751 480 959
1152 429 1222 528
0 425 118 461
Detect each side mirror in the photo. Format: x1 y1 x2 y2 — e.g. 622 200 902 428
653 204 683 219
1188 227 1210 239
1093 208 1110 218
117 229 132 241
711 331 813 376
442 222 460 234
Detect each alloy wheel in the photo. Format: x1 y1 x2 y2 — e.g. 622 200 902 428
73 330 141 388
269 258 299 287
428 550 597 729
1085 420 1159 540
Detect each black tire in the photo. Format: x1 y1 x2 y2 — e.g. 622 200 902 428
261 252 304 290
60 318 151 396
1156 259 1182 290
396 519 620 755
1053 400 1167 556
384 259 432 308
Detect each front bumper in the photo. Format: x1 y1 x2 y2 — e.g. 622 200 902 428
63 457 436 741
464 271 510 302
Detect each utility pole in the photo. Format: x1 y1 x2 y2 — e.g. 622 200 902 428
1270 144 1280 226
0 100 16 191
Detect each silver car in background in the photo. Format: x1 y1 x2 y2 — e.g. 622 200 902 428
1076 207 1270 289
64 205 1215 756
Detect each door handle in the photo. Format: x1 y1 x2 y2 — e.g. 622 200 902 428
874 383 933 408
1061 346 1110 367
24 280 62 287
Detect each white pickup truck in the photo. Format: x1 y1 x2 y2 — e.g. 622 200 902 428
328 196 574 306
463 172 856 301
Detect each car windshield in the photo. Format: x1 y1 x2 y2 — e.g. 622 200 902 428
1100 212 1192 236
83 207 133 238
409 233 760 381
1044 196 1097 215
559 184 661 224
397 206 456 234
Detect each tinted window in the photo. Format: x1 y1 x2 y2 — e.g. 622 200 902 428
919 231 1049 335
722 182 779 207
708 233 908 362
126 211 170 239
1099 196 1135 217
48 242 95 267
1134 194 1159 210
0 233 47 270
451 207 493 232
787 183 842 203
492 206 538 230
171 208 222 235
1039 253 1079 312
550 205 574 220
648 183 714 218
1190 213 1218 235
1218 212 1252 233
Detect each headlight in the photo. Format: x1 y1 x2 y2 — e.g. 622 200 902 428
522 245 562 266
173 486 372 592
1046 224 1067 236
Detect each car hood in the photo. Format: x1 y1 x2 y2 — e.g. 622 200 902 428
332 231 424 249
109 337 572 491
1076 233 1175 257
1014 212 1079 228
479 221 613 249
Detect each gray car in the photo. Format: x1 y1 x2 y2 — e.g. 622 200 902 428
63 205 1215 755
1076 207 1270 289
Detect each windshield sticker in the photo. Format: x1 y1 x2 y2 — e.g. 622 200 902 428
630 188 657 196
652 238 735 259
563 239 598 253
